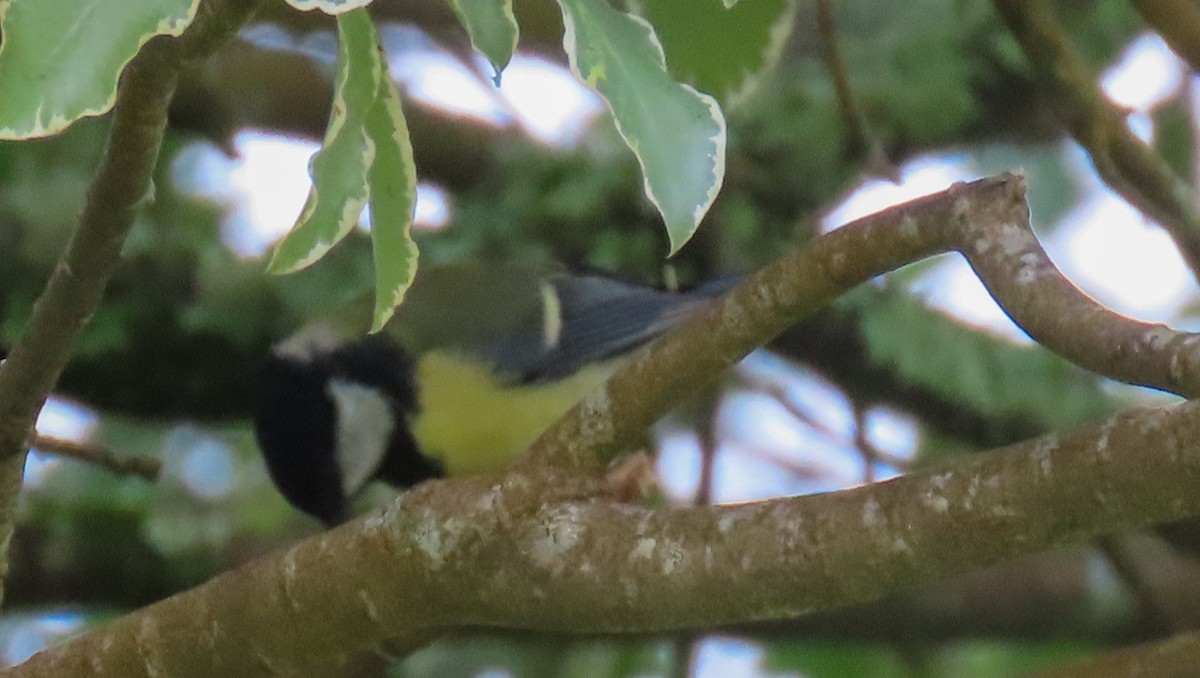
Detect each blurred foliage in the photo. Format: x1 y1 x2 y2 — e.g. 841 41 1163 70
0 0 1175 674
966 142 1083 231
1154 91 1196 185
397 635 673 678
762 639 1096 678
850 285 1114 435
9 416 305 609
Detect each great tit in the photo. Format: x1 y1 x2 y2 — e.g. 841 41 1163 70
254 264 727 525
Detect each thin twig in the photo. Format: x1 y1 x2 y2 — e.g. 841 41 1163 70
30 434 161 481
815 0 895 180
853 405 877 484
694 412 718 507
670 400 721 678
1095 535 1178 636
668 634 698 678
736 367 913 469
742 372 836 437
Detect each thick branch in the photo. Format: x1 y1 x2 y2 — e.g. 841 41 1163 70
991 0 1200 281
11 397 1200 676
13 174 1200 676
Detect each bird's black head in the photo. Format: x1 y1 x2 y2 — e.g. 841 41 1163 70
254 332 442 525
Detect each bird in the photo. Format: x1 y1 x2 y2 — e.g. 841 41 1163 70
254 263 729 525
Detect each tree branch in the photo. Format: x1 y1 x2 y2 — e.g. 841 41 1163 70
30 435 160 482
815 0 893 179
1095 534 1179 636
1130 0 1200 73
11 394 1200 676
520 173 1200 483
0 0 262 604
14 174 1200 675
991 0 1200 281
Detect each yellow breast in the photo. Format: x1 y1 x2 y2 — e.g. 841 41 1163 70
410 351 616 476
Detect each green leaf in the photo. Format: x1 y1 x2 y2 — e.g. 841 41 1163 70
269 9 420 331
282 0 373 14
268 9 384 274
639 0 796 106
764 640 1096 678
444 0 519 83
851 287 1113 431
765 641 906 678
1154 93 1195 186
0 0 199 139
365 74 419 332
934 641 1097 678
557 0 726 255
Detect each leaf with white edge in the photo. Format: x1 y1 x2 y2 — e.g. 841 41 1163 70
640 0 795 107
558 0 726 255
283 0 373 15
0 0 199 140
365 75 419 332
268 9 383 274
445 0 518 84
722 0 740 7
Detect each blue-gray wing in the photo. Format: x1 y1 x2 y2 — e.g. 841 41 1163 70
495 274 733 382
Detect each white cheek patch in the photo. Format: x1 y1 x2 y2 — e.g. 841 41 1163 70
326 379 396 497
